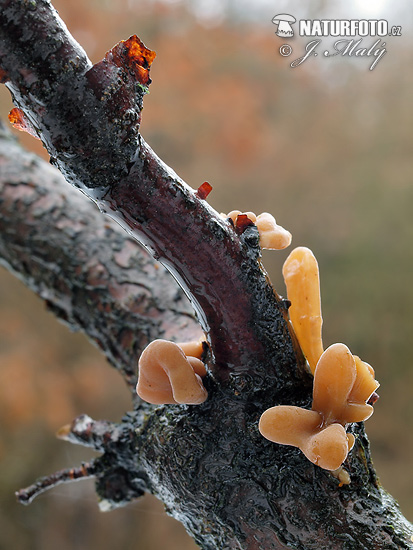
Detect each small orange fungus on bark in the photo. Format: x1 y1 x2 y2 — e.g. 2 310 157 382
196 182 213 200
259 343 379 471
267 246 380 471
282 248 380 400
312 343 378 424
222 211 291 249
177 339 204 361
282 247 323 374
107 35 156 86
349 356 379 406
136 339 207 405
8 108 40 139
259 405 355 471
255 212 292 250
312 343 358 424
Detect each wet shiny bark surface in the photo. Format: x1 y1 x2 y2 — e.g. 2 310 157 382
1 2 413 548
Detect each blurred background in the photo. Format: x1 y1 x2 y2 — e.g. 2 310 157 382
0 0 412 548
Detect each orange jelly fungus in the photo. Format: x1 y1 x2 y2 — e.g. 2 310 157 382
282 247 323 374
312 344 378 424
107 35 156 86
259 342 379 471
259 406 354 471
269 246 380 471
8 108 40 139
196 182 213 200
136 339 207 405
255 212 292 250
222 210 291 250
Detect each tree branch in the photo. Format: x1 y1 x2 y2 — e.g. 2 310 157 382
0 120 201 390
16 462 98 506
0 0 302 390
0 1 412 549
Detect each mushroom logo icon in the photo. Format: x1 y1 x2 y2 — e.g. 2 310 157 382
272 14 296 38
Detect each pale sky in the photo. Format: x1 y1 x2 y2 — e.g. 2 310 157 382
158 0 409 26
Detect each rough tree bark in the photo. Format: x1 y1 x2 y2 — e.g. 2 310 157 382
0 1 412 549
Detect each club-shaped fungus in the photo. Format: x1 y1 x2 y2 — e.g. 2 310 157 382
259 343 378 471
282 248 379 401
222 210 292 250
282 247 323 373
136 339 208 405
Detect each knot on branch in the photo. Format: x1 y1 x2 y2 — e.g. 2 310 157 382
95 466 146 511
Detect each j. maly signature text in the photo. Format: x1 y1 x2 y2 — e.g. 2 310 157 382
291 38 387 70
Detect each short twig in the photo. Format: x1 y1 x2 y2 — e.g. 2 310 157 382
16 462 97 505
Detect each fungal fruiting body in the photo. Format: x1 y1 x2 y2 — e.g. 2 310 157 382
259 405 354 471
223 210 292 250
255 212 292 250
136 339 207 405
282 247 323 373
259 343 378 471
259 246 379 472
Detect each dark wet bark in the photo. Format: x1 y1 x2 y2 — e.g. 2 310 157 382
0 121 201 391
0 2 412 549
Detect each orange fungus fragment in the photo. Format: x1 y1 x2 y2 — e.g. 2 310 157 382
8 108 40 139
107 35 156 86
136 340 208 405
196 182 213 200
235 214 255 233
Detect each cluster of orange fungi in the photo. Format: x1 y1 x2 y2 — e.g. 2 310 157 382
223 210 292 250
136 210 379 475
259 247 379 472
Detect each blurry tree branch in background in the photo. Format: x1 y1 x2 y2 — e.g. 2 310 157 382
0 1 412 549
0 120 201 390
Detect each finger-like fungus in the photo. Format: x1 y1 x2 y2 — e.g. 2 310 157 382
282 248 379 405
222 210 292 250
136 339 208 405
259 343 377 470
282 248 380 392
282 247 323 373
